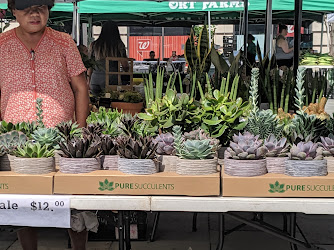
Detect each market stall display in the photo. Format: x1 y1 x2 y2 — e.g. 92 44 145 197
300 53 334 66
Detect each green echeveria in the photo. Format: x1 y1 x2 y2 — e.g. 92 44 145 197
0 131 28 155
177 139 214 160
31 127 60 149
15 142 54 158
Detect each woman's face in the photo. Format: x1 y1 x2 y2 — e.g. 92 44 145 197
13 5 49 34
281 28 288 37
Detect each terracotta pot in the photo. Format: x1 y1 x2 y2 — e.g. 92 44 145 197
111 102 143 115
224 158 267 177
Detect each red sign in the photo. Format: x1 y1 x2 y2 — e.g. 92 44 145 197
283 25 304 37
137 39 151 52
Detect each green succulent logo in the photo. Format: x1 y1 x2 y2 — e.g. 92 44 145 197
268 181 285 193
99 179 115 191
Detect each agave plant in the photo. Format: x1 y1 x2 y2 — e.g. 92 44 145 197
264 135 289 157
116 135 158 159
320 134 334 157
59 133 102 158
100 134 117 155
31 127 60 149
153 133 175 155
119 113 138 137
0 131 28 155
83 123 103 136
290 141 323 160
226 132 267 160
56 121 82 140
15 142 54 158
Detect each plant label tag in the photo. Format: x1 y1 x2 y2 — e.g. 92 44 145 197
0 194 70 228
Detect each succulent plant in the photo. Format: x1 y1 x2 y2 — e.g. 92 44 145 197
0 131 28 155
290 141 323 160
101 135 117 155
177 139 214 160
59 133 102 158
264 135 289 157
172 126 184 156
153 133 175 155
56 121 82 140
15 142 54 158
119 113 138 137
116 135 158 159
31 127 60 149
0 121 38 137
226 132 267 160
83 123 103 136
184 128 220 151
320 134 334 157
245 109 284 140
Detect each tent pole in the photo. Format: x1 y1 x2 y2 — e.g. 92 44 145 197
88 14 93 46
264 0 273 56
320 14 324 54
76 1 80 46
243 0 249 68
293 0 302 75
72 1 77 41
162 27 165 60
208 11 212 48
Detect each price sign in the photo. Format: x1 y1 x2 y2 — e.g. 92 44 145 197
0 195 70 228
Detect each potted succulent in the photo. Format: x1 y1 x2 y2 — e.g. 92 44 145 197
110 90 144 115
116 135 158 175
320 134 334 173
173 126 218 175
264 135 289 174
153 133 177 172
13 142 55 174
286 141 327 177
0 131 28 171
100 134 118 170
58 126 102 174
224 132 268 177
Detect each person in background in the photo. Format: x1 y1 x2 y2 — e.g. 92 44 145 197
148 50 155 60
168 50 179 62
88 20 129 96
0 0 91 249
246 34 256 75
275 24 294 68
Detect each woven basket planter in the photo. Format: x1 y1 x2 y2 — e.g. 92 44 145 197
157 155 178 172
12 157 55 175
266 157 288 174
285 159 327 177
101 155 119 170
0 154 16 171
176 158 218 175
325 157 334 173
118 158 157 175
224 158 267 177
59 157 101 174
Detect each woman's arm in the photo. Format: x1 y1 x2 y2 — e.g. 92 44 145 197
278 39 294 54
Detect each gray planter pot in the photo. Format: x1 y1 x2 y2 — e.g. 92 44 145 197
157 155 178 172
12 157 55 175
325 157 334 173
176 158 218 175
224 158 267 177
266 157 288 174
101 155 119 170
285 159 327 177
118 158 157 175
59 157 101 174
0 154 15 171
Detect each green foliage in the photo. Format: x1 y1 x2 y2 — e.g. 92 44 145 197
56 121 82 140
249 68 259 114
138 90 201 133
111 90 143 103
0 121 38 137
36 98 44 128
294 67 306 111
15 142 54 158
172 126 183 156
31 127 60 149
144 67 167 108
116 135 158 159
0 131 28 155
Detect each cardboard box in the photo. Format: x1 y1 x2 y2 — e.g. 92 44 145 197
222 171 334 197
0 171 54 195
54 170 220 196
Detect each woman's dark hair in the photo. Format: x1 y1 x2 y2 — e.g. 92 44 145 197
279 24 288 33
7 0 55 12
91 20 126 60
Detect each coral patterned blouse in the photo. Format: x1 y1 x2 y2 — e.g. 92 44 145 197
0 27 86 127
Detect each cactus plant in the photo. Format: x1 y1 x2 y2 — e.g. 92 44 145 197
116 136 158 159
320 134 334 157
264 134 289 157
15 142 54 158
290 141 323 160
226 132 267 160
31 127 60 149
0 131 28 155
153 133 175 155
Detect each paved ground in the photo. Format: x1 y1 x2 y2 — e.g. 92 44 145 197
1 212 334 250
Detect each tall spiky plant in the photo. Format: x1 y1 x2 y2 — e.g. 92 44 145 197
36 98 44 128
249 68 259 114
294 67 306 112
